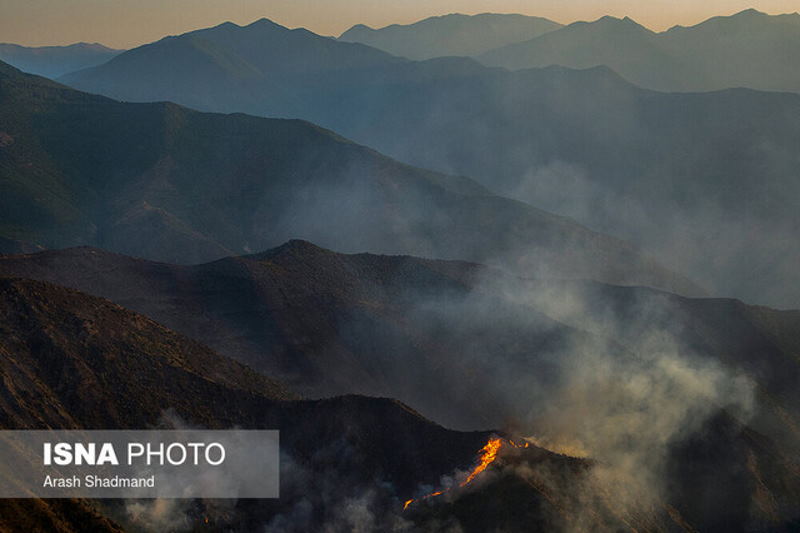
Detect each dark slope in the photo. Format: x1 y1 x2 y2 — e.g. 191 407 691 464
411 410 800 533
0 60 697 295
0 42 121 79
339 13 562 59
0 499 123 533
0 277 630 533
0 270 484 490
480 9 800 93
57 19 800 307
1 254 799 530
0 243 575 429
0 277 490 528
2 243 799 435
0 237 43 255
0 277 296 429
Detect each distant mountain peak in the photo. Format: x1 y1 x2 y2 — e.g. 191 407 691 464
246 17 286 29
271 238 329 253
591 14 651 31
0 41 123 78
197 18 289 36
734 8 767 16
246 239 333 261
346 23 374 32
340 12 562 59
0 41 121 52
666 8 798 35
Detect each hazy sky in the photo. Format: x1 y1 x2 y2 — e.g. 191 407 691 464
1 0 798 49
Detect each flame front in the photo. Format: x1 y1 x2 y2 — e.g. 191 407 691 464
459 437 502 486
405 437 525 510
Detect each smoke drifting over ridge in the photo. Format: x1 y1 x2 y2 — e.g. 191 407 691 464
409 269 758 529
1 240 790 529
508 157 800 311
106 265 763 532
290 257 768 531
49 9 800 308
2 14 800 528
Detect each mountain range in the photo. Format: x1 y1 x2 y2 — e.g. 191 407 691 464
60 18 405 115
0 59 697 295
1 242 797 435
0 242 588 430
0 42 121 79
480 9 800 93
337 9 800 95
57 17 800 307
339 13 562 59
1 9 800 531
0 276 499 531
1 245 799 530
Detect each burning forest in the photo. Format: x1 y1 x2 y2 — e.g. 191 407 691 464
1 2 800 532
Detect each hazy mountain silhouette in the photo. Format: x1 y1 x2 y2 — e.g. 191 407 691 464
480 9 800 93
339 13 562 59
0 60 697 295
61 18 405 114
56 18 800 307
0 42 121 79
297 62 800 309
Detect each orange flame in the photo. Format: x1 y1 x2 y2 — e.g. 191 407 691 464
404 437 527 510
460 437 502 486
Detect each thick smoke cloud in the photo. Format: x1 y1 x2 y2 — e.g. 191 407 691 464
428 273 756 527
263 453 414 533
312 262 761 530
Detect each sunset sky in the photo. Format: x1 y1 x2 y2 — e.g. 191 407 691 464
2 0 798 49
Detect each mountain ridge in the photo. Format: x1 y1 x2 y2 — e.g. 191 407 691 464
480 9 800 93
0 59 701 296
1 242 796 433
54 16 800 307
2 245 799 529
339 13 562 59
0 42 122 79
0 276 511 531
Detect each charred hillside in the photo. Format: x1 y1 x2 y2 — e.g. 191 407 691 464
0 277 503 531
0 275 790 532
